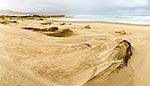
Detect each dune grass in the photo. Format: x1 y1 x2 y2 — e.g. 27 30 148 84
43 29 73 37
22 26 73 37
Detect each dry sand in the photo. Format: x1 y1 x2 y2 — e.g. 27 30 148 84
0 18 150 86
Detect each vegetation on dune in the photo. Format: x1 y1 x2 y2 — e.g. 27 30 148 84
0 20 18 25
115 30 126 35
0 15 66 20
22 26 73 37
22 27 59 32
44 28 73 37
120 40 132 66
84 25 91 29
41 27 59 32
59 22 72 25
114 40 133 69
59 22 66 25
41 22 53 25
22 27 41 31
0 21 9 24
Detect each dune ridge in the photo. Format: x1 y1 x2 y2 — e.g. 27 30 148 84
83 40 132 86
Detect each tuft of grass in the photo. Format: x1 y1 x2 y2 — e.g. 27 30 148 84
115 30 126 35
84 25 91 29
116 40 132 69
0 20 17 25
22 27 58 32
9 20 17 23
38 18 44 20
59 22 66 25
41 27 59 32
44 28 73 37
22 26 73 37
41 22 53 25
22 27 41 31
0 21 9 24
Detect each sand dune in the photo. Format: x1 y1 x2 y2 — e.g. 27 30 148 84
0 18 150 86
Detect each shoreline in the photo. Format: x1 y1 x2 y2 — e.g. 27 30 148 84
52 19 150 27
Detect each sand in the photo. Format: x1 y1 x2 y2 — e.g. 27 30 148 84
0 18 150 86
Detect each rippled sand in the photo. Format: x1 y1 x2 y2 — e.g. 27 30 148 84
0 18 150 86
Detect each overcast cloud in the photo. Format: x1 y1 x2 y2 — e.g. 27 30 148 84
0 0 149 15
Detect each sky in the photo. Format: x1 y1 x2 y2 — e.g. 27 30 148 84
0 0 149 15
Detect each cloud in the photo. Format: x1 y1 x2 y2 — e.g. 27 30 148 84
0 0 72 14
0 0 149 15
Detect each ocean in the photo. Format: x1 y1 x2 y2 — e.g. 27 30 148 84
51 15 150 25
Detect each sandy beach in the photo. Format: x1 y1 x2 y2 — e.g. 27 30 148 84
0 16 150 86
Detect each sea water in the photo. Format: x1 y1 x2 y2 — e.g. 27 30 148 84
51 15 150 24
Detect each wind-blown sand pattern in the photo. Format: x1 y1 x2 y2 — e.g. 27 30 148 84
0 17 150 86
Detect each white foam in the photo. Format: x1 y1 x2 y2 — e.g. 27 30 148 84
50 15 150 24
